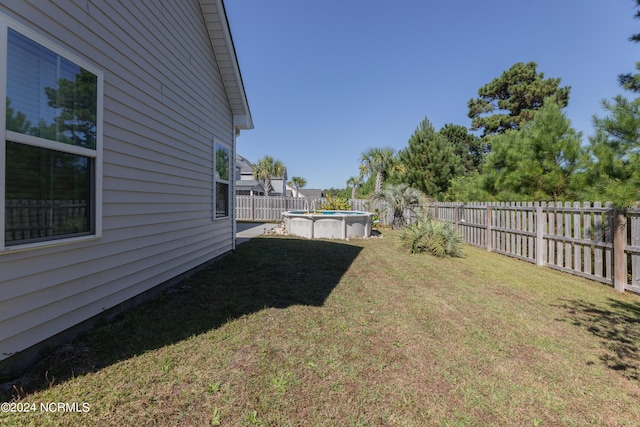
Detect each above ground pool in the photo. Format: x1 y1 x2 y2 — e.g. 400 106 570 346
282 210 374 240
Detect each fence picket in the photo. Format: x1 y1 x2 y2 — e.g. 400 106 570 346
546 203 554 266
527 202 533 260
605 202 614 281
583 201 592 275
632 211 640 292
594 202 604 279
555 203 563 268
564 202 572 270
574 202 582 273
516 203 521 257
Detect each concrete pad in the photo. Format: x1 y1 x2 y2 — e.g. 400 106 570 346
236 222 278 245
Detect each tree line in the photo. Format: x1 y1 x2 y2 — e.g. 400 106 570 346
338 3 640 207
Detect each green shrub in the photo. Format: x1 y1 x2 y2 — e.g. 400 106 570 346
319 194 352 210
369 183 430 230
398 218 463 257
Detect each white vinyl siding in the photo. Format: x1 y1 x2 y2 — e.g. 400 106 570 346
0 1 238 362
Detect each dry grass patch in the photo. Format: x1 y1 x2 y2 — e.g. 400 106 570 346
2 233 640 426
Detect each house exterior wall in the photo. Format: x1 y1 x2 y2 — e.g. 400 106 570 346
270 178 286 196
0 1 239 364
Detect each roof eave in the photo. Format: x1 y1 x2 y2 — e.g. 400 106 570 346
199 0 254 131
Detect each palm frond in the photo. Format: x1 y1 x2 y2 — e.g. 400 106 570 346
398 218 463 257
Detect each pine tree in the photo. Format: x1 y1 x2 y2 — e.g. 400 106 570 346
468 62 570 137
618 0 640 91
396 118 463 198
583 96 640 205
482 99 583 201
438 123 487 174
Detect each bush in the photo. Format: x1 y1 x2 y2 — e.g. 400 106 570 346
398 218 463 257
319 194 352 210
369 183 430 230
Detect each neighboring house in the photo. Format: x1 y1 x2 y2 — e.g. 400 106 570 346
235 153 287 196
296 188 325 199
284 183 304 198
269 174 288 196
235 153 263 196
0 0 252 369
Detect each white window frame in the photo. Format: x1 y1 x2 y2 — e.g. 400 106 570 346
213 140 231 220
0 15 103 252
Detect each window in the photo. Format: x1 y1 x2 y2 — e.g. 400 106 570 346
214 143 230 218
2 21 102 248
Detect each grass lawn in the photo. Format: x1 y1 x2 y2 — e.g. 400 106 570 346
2 232 640 426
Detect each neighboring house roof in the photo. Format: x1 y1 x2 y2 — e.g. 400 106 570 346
236 153 254 175
299 189 324 199
235 154 262 194
200 0 253 131
236 180 262 191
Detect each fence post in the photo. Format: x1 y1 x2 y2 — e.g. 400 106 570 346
536 205 545 266
614 210 627 292
486 205 492 252
454 205 459 232
632 211 640 290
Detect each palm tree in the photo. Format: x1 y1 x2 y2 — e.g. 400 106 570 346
346 176 362 200
360 147 395 193
288 176 307 197
398 218 463 257
253 155 285 196
370 183 429 229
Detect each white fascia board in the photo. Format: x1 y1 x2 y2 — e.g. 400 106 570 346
233 114 252 130
200 0 253 131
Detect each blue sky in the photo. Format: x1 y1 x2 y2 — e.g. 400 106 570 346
225 1 638 190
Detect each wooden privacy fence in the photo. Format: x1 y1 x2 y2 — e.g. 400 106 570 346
235 196 372 222
235 196 640 294
428 202 640 294
5 199 87 241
